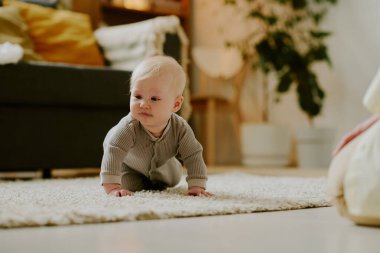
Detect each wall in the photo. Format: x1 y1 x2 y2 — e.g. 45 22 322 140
322 0 380 135
190 0 380 164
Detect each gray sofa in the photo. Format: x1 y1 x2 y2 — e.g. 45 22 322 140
0 33 182 177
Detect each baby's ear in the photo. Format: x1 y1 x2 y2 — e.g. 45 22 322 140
173 96 184 112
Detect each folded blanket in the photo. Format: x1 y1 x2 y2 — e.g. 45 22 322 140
95 15 186 71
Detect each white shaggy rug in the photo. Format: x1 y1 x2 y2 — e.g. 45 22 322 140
0 173 330 228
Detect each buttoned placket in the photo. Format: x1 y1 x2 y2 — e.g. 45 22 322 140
149 138 159 179
142 118 172 179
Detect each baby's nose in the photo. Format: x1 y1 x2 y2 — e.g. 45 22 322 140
140 99 150 108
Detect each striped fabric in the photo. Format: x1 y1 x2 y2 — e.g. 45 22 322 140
100 113 208 189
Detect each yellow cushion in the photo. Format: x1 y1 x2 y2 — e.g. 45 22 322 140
5 0 104 66
0 6 42 61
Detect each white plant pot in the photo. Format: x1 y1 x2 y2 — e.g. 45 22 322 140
296 127 336 169
241 123 292 167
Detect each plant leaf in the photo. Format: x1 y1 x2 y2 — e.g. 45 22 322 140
248 11 265 20
224 0 236 5
277 71 293 93
310 30 331 39
292 0 307 9
306 45 331 65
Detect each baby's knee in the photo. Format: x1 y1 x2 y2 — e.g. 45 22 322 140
121 167 150 191
150 158 182 187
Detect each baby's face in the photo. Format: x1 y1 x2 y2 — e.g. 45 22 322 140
130 74 182 137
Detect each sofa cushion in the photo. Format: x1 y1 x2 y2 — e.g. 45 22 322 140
0 62 130 108
4 0 104 66
0 5 42 61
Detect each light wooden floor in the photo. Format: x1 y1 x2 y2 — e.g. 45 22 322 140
1 207 379 253
1 166 379 253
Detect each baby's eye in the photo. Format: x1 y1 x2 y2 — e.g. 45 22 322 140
134 95 142 100
151 97 161 102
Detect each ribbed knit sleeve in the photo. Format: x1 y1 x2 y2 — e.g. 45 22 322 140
100 115 135 185
175 116 208 189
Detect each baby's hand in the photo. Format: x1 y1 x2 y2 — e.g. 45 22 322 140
109 188 134 197
103 183 134 197
186 186 213 197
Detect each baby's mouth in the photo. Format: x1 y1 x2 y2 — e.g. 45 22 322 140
139 111 153 117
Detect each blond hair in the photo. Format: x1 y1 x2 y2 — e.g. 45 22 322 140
130 55 186 96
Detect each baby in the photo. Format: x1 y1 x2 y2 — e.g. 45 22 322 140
100 55 212 197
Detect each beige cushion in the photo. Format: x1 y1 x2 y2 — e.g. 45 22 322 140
344 121 380 226
328 121 380 226
0 5 41 61
192 47 243 79
327 135 359 217
363 67 380 114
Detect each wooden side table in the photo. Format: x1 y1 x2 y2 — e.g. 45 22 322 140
190 47 248 165
191 95 230 165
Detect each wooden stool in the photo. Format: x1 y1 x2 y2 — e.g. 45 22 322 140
190 47 248 165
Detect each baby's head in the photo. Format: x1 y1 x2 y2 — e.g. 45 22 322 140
130 55 186 97
129 55 187 137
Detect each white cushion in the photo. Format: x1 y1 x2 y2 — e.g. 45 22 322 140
363 67 380 114
344 120 380 223
192 46 243 79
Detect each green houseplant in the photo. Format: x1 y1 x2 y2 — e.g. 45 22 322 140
223 0 338 167
225 0 337 124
